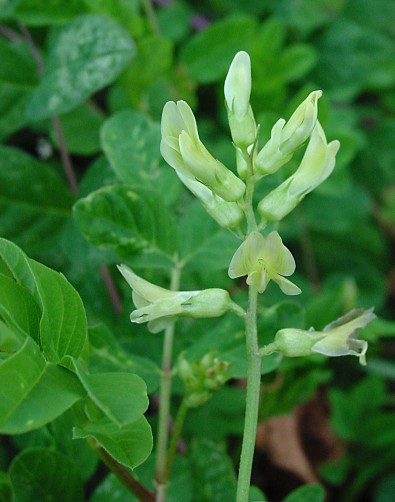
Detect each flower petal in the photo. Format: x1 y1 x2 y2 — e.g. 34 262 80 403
262 231 296 276
272 274 301 296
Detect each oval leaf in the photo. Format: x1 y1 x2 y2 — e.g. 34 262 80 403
71 358 149 427
9 448 84 502
73 415 153 470
27 14 135 120
0 338 85 434
0 147 72 255
73 184 177 264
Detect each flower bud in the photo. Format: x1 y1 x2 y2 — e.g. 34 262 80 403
177 172 244 233
118 265 242 333
161 100 245 202
228 231 301 295
260 308 376 365
224 51 257 149
258 122 340 223
177 352 231 408
254 90 322 175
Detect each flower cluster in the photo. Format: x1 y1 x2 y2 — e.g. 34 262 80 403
117 50 375 365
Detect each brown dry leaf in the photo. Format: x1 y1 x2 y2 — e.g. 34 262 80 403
256 392 344 483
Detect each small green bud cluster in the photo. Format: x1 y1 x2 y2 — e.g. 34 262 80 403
177 352 231 408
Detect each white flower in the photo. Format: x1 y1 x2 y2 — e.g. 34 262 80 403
254 90 322 175
228 231 301 295
258 122 340 223
224 51 257 148
260 308 376 365
160 100 245 202
118 265 243 333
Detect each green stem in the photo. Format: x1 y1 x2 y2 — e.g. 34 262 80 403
164 399 189 482
92 442 155 502
236 285 261 502
155 261 182 502
141 0 160 36
236 146 262 501
241 150 258 233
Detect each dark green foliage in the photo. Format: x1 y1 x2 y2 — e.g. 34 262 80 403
0 1 394 501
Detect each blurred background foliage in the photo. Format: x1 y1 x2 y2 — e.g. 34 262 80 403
1 0 395 500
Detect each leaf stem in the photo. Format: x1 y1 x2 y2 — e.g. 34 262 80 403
155 260 182 502
164 399 188 482
92 442 155 502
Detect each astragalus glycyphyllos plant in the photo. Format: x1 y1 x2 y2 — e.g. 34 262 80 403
118 51 376 502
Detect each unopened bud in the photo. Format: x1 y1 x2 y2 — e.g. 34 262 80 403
258 122 340 223
254 91 322 175
224 51 257 149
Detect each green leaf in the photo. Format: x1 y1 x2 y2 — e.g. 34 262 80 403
9 447 84 502
101 110 161 184
181 16 257 83
0 147 72 255
374 474 395 502
0 273 40 343
0 238 88 362
0 472 11 502
27 14 135 120
315 19 395 99
0 337 85 434
73 415 152 469
73 184 177 266
178 201 239 272
101 110 182 206
329 375 386 441
0 39 38 139
0 319 24 354
249 486 267 501
0 238 36 295
282 484 325 502
13 0 87 25
28 259 87 363
82 0 143 36
119 36 173 105
50 104 105 155
88 323 160 393
70 359 149 427
50 410 98 481
189 438 236 501
0 0 19 20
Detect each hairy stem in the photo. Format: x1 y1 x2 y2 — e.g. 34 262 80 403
236 147 262 501
164 399 188 482
236 285 261 502
155 261 182 502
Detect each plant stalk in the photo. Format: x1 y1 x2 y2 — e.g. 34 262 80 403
155 261 182 502
236 146 262 501
164 399 188 482
236 285 261 502
93 442 155 502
